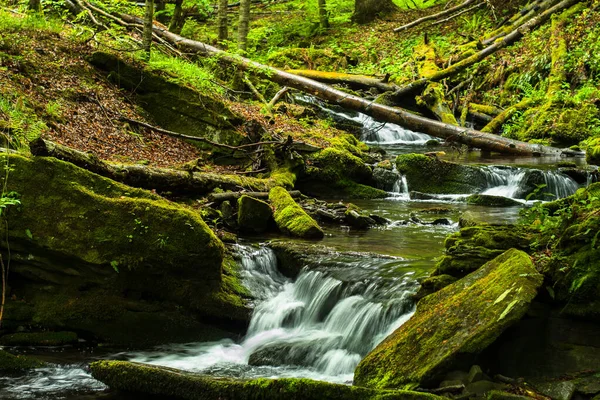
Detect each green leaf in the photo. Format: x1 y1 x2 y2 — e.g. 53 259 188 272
25 229 33 239
110 260 120 273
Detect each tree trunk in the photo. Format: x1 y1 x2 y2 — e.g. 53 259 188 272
143 0 154 60
287 69 396 92
393 0 476 32
218 0 229 43
317 0 329 29
28 0 42 12
352 0 397 24
168 0 185 34
114 12 579 157
237 0 250 52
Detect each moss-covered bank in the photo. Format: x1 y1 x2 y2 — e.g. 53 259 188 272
90 360 444 400
354 249 543 390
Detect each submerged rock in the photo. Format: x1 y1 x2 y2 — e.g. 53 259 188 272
269 186 324 239
354 249 543 390
90 360 444 400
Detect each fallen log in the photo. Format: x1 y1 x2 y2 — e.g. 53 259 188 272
29 138 295 195
392 0 582 98
90 9 576 156
208 190 301 203
393 0 478 32
287 70 397 93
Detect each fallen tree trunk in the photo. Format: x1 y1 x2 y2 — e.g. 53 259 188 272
208 190 301 203
392 0 582 98
393 0 478 32
89 10 576 156
29 138 294 195
287 70 397 93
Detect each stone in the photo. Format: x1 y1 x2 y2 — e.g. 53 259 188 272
373 167 400 191
237 195 273 233
345 204 376 229
414 275 457 300
532 381 575 400
464 380 507 396
465 195 522 207
486 391 531 400
269 187 324 239
0 349 44 371
0 331 78 346
354 249 543 389
466 365 486 384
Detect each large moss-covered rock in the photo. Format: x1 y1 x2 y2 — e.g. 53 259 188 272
0 350 44 371
89 52 244 146
237 195 273 233
396 154 488 194
433 225 532 278
354 249 543 390
465 195 522 207
269 187 324 239
90 360 444 400
0 154 249 346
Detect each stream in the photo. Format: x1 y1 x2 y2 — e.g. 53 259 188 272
0 105 587 399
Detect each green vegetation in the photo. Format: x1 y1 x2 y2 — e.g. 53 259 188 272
269 186 324 239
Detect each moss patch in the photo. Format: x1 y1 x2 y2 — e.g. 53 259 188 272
269 187 324 239
0 350 44 371
0 331 78 346
354 249 543 390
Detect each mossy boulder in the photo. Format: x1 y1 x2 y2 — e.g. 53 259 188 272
373 167 399 191
90 360 443 400
586 137 600 166
237 195 273 234
396 154 488 194
433 225 532 278
0 350 45 371
465 195 522 207
89 52 244 146
0 331 78 346
269 187 324 239
345 203 376 229
414 274 457 300
354 249 543 390
0 154 249 346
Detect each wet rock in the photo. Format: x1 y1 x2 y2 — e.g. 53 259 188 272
346 204 376 229
532 381 575 400
431 218 452 226
354 249 543 389
373 167 399 191
0 331 78 346
410 191 439 200
415 274 457 300
269 187 324 239
0 350 45 371
220 200 238 229
465 194 522 207
90 360 445 400
466 365 487 384
559 167 589 184
396 154 488 194
425 139 441 146
237 195 273 233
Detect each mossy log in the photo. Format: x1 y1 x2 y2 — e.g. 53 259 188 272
30 138 295 196
208 190 301 204
393 0 477 32
106 11 571 157
89 360 444 400
354 249 543 390
269 187 324 239
393 0 582 98
481 99 535 134
287 69 397 93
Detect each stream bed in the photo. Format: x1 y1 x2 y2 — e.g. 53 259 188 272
0 107 588 399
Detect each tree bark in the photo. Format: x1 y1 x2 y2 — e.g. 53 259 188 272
218 0 229 43
287 70 397 92
317 0 329 29
208 190 301 203
168 0 185 34
392 0 583 98
112 12 577 157
29 139 293 196
28 0 42 12
143 0 154 59
352 0 397 24
394 0 477 32
237 0 250 52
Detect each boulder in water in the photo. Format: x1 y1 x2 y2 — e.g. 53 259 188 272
90 360 445 400
345 204 376 229
372 167 399 191
269 187 324 239
237 195 273 233
0 350 44 371
354 249 543 390
396 154 488 194
465 195 522 207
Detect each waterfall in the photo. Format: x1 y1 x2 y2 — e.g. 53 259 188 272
390 167 410 200
128 245 417 383
480 167 529 198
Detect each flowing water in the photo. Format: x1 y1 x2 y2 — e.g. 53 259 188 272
0 99 590 399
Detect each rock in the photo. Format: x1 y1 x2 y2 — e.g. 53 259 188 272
414 274 457 300
0 331 78 346
586 137 600 166
439 379 464 388
464 380 507 396
532 381 575 400
465 195 522 207
237 195 273 233
90 360 445 400
345 204 376 229
354 249 543 389
410 191 439 200
377 160 394 170
431 218 452 225
425 139 441 147
269 187 324 239
373 167 400 191
1 154 249 346
466 365 486 384
396 154 488 194
559 167 588 184
0 349 44 371
486 390 531 400
220 200 238 229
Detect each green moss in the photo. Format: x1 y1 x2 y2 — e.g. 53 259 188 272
396 154 487 194
269 186 324 239
465 195 522 207
308 148 372 183
354 249 543 389
0 331 78 346
585 137 600 166
0 349 44 371
90 360 444 400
